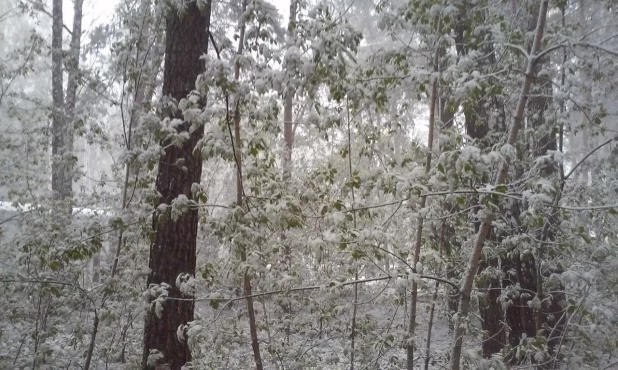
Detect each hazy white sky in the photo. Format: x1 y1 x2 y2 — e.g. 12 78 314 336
82 0 291 30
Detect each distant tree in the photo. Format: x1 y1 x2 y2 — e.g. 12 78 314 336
51 0 83 202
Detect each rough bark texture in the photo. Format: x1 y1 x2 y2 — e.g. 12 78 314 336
142 3 210 370
478 257 506 358
502 252 538 350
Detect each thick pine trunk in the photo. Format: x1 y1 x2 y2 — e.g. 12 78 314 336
142 3 210 370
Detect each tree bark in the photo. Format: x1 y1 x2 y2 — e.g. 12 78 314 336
51 0 71 201
142 3 210 369
502 252 538 352
478 257 506 358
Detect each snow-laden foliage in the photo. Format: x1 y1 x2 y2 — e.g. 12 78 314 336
1 0 618 369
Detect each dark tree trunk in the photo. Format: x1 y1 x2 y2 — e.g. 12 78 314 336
142 3 210 370
502 252 537 355
454 3 507 356
501 3 563 365
478 257 506 358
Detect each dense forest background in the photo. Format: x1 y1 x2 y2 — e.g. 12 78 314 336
1 0 618 369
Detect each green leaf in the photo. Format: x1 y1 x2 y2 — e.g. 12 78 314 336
351 250 365 260
50 260 60 272
495 184 507 193
333 200 344 211
285 217 302 229
209 299 222 310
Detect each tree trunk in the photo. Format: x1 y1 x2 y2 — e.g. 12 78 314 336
65 0 82 122
453 3 507 357
407 39 439 370
502 3 563 365
449 2 549 369
280 0 298 343
424 225 446 370
51 0 71 201
142 3 210 369
478 257 506 358
502 252 537 352
231 1 264 368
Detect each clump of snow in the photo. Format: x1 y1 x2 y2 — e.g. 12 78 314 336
176 273 197 297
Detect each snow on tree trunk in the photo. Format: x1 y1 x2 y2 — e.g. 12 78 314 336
141 3 210 369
